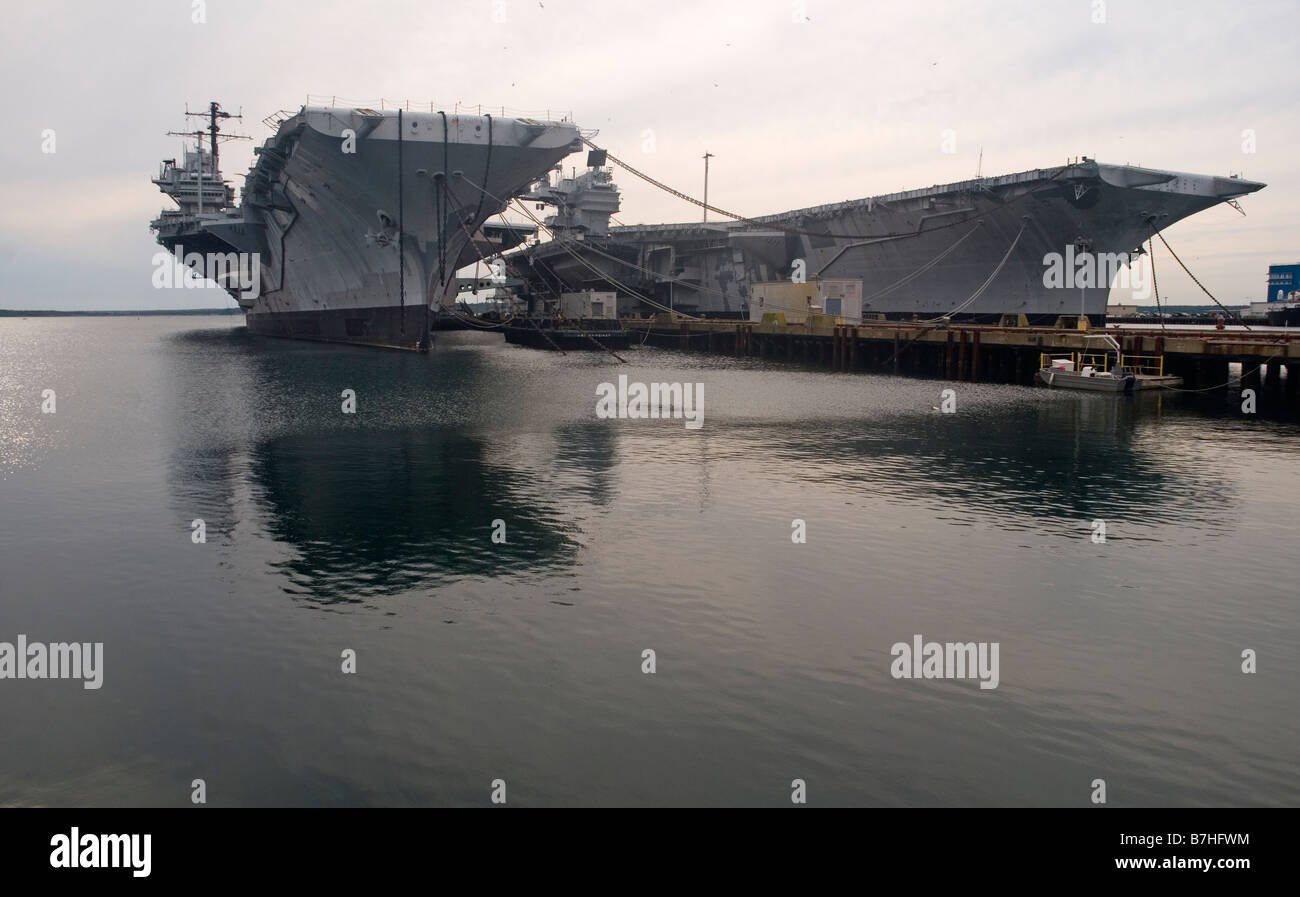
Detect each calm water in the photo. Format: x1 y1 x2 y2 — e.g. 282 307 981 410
1 315 1297 807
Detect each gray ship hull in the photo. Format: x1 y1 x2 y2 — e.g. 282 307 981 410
155 106 582 349
240 303 432 344
509 160 1264 324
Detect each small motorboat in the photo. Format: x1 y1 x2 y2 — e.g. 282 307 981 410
1038 334 1141 392
1037 363 1136 392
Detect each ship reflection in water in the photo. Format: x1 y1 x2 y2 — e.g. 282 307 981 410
250 429 582 601
164 330 624 603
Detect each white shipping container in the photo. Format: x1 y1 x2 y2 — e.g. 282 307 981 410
748 279 864 323
748 281 820 323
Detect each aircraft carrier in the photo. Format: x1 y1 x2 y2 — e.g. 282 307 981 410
505 155 1264 326
151 101 583 349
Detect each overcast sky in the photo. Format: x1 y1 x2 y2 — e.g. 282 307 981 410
0 0 1293 310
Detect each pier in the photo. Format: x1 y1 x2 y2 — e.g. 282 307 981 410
629 317 1300 404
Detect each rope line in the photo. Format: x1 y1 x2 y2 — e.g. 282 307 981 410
862 222 986 303
912 218 1030 324
1149 225 1165 334
1155 231 1253 331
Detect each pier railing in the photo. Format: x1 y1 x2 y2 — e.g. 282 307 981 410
1119 354 1165 376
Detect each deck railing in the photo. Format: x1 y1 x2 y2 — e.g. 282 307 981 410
1040 351 1113 372
1041 351 1167 377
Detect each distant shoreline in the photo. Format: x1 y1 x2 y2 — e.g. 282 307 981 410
0 308 244 317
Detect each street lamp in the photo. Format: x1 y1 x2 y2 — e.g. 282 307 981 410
702 152 714 223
